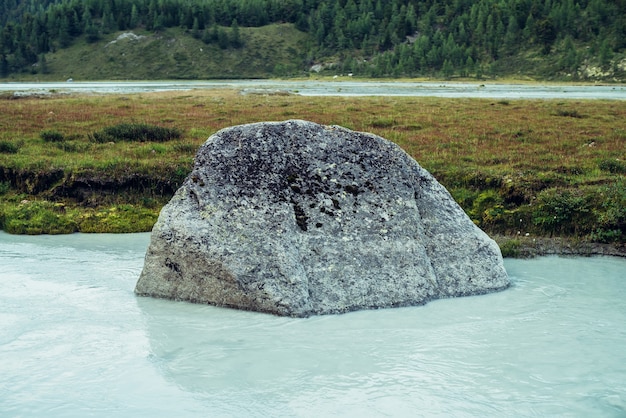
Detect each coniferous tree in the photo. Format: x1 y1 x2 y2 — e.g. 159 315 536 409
145 0 155 30
210 23 219 42
523 13 535 42
503 15 520 55
0 0 625 79
0 53 8 77
101 10 116 34
535 17 557 54
442 59 453 78
58 15 71 47
599 38 613 68
465 55 475 76
130 4 140 29
152 12 164 32
230 19 242 48
201 26 213 44
217 26 229 49
83 7 100 43
560 36 579 72
192 17 200 38
38 53 49 73
67 9 81 37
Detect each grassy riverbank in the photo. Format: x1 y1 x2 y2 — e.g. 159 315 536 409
0 89 624 254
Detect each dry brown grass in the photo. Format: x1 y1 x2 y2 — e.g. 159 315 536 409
1 91 623 178
1 90 624 239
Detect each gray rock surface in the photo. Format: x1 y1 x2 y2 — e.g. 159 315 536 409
135 120 509 316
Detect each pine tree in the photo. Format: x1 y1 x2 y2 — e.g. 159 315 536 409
101 11 116 34
535 17 556 54
68 10 81 37
130 4 140 29
146 0 157 31
560 36 579 72
230 19 242 48
442 58 453 78
217 26 229 49
0 53 8 77
201 27 212 44
83 7 99 43
192 17 200 39
152 13 164 32
38 53 49 74
503 15 519 55
523 14 534 42
466 56 475 76
599 38 613 68
58 15 72 47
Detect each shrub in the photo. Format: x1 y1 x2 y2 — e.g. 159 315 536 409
0 140 19 153
590 180 626 242
40 130 65 142
470 189 505 226
599 158 626 174
499 239 521 258
450 187 478 210
90 123 182 143
532 188 593 236
589 228 623 243
554 109 584 118
369 118 395 128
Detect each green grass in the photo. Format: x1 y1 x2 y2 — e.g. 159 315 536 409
8 24 309 81
0 199 158 234
2 200 78 234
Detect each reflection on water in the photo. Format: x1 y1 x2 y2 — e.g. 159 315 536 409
1 231 625 417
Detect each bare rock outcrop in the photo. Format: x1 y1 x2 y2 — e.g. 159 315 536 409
135 120 509 316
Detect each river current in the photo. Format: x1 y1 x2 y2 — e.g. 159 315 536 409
0 232 625 417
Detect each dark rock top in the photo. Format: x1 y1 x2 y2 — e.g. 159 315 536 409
135 120 509 316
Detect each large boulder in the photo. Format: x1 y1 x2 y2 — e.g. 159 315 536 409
135 120 509 316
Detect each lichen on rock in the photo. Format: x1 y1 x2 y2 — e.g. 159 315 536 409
135 120 509 316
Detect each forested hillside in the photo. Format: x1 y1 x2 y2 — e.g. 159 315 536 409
1 0 625 80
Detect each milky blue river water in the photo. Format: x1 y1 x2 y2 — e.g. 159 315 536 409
1 232 625 417
1 80 626 99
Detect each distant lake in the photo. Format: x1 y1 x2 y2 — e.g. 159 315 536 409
2 80 626 99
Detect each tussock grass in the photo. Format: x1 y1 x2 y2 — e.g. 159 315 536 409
0 90 624 243
90 123 182 143
0 141 20 153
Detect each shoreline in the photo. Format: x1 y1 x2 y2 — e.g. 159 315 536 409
493 234 626 259
0 227 623 259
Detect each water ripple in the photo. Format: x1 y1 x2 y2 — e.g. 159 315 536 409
1 234 626 417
